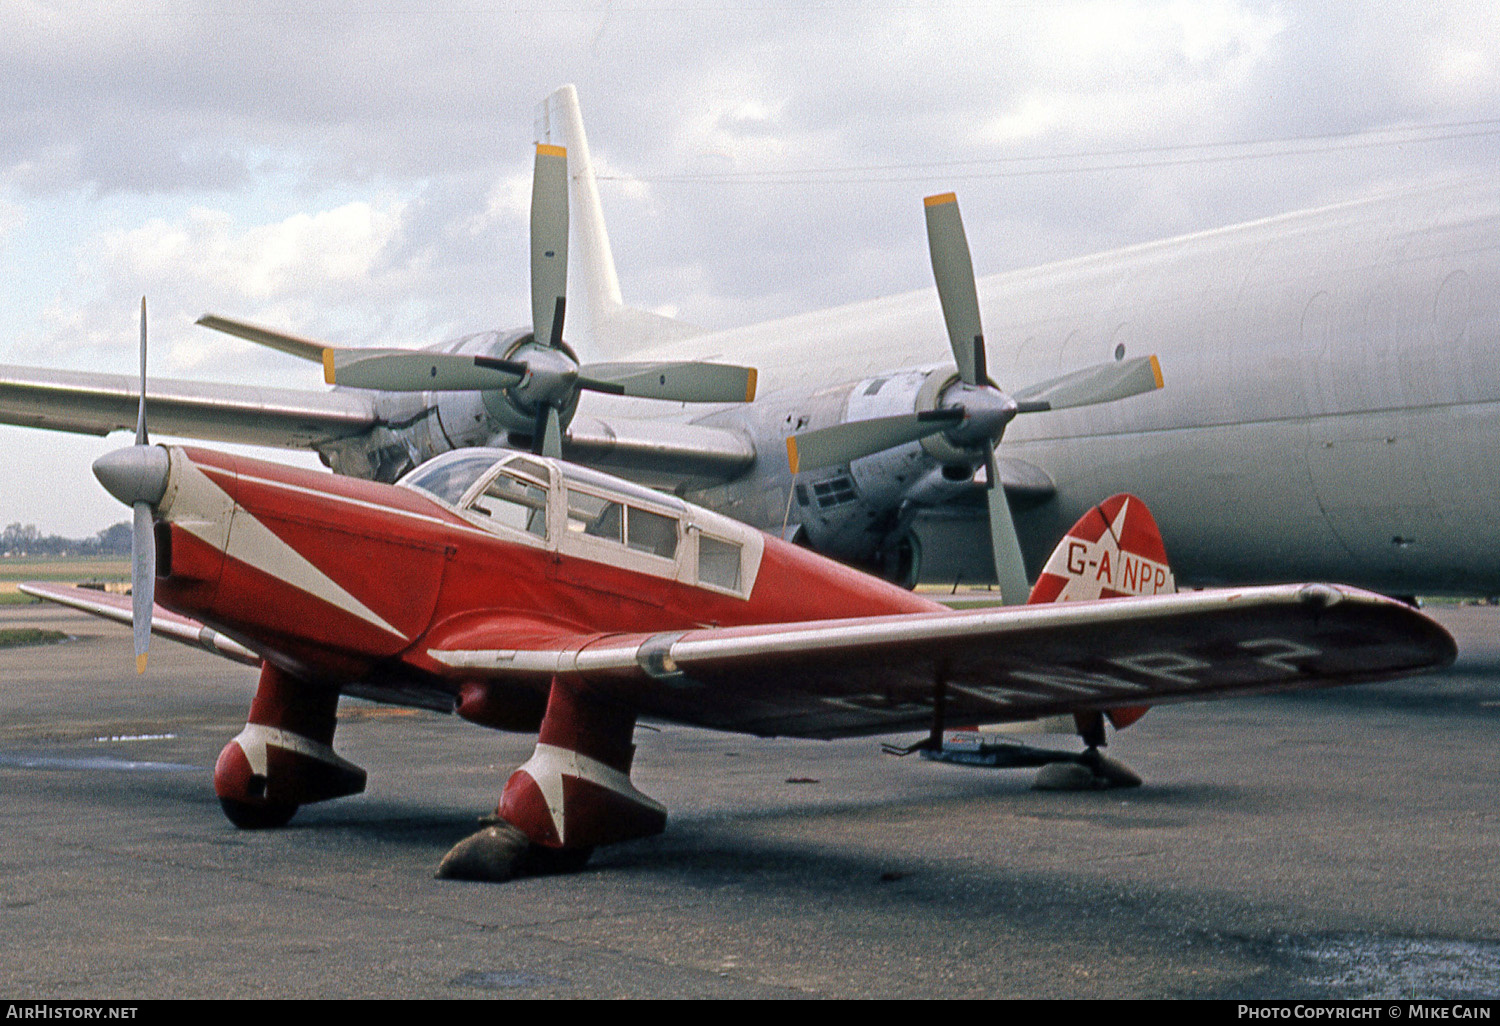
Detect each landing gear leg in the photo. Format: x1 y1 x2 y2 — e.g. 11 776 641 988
213 663 367 829
438 675 664 882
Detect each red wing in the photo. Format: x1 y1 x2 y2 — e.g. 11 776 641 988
426 584 1455 739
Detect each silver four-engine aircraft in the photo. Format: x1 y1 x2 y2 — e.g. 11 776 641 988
3 85 1497 601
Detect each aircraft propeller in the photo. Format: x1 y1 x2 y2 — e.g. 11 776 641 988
91 298 171 672
197 144 757 459
786 193 1164 603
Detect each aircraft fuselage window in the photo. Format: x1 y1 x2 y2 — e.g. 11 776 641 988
566 489 624 543
467 472 548 538
627 507 678 559
698 534 742 591
402 452 497 504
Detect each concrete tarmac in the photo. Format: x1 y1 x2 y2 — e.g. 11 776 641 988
1 601 1497 999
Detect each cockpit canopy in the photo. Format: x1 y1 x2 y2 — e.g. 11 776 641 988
398 449 763 597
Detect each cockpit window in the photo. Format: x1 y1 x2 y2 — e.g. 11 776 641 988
465 471 548 538
400 451 498 505
698 534 742 591
565 487 677 559
627 507 678 559
566 489 624 543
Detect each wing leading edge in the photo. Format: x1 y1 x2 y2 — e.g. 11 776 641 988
0 365 376 448
429 584 1456 739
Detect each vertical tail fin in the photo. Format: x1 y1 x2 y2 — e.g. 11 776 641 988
1028 494 1175 732
535 85 705 358
1028 494 1175 604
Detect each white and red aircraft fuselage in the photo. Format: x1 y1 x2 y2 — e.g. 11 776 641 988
28 443 1456 880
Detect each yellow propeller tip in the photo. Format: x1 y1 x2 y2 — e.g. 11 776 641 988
924 192 958 207
323 348 336 385
536 143 567 158
785 436 800 475
135 654 148 674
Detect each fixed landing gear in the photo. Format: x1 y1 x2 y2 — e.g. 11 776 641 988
214 664 366 830
438 674 664 883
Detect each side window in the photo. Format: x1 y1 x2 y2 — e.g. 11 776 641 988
566 489 624 543
626 507 678 559
698 534 742 591
467 472 548 538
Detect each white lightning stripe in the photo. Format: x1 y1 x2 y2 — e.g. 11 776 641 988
230 723 362 778
513 742 667 845
229 470 491 538
171 457 407 639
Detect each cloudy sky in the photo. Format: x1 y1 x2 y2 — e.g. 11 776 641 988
3 0 1499 536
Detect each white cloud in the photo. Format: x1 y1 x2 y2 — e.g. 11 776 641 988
92 200 404 298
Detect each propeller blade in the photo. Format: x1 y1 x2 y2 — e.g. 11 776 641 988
135 297 148 446
196 313 329 363
1011 355 1164 412
982 443 1031 605
924 193 986 387
536 404 563 458
786 409 963 474
326 350 527 391
132 297 156 671
580 361 759 404
132 501 155 673
532 143 569 349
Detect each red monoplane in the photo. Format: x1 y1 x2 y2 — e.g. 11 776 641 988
28 425 1455 881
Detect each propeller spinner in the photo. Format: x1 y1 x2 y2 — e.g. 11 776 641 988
787 193 1164 603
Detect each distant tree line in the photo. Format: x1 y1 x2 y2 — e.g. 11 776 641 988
2 521 132 557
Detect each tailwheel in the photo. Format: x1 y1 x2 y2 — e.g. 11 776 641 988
220 798 298 830
436 820 532 882
436 818 597 882
1031 747 1142 791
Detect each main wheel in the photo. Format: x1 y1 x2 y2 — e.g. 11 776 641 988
220 797 298 829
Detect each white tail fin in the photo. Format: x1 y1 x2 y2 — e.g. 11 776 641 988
536 85 705 359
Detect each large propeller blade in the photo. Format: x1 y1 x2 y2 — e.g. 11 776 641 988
786 192 1164 603
787 409 962 475
925 193 987 387
92 298 171 672
531 143 569 351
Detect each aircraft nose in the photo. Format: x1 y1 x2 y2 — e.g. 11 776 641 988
93 445 171 507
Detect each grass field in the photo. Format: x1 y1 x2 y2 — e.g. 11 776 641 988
0 555 130 604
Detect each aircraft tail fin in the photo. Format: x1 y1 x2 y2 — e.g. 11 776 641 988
536 86 706 359
1028 493 1176 604
1028 494 1176 731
